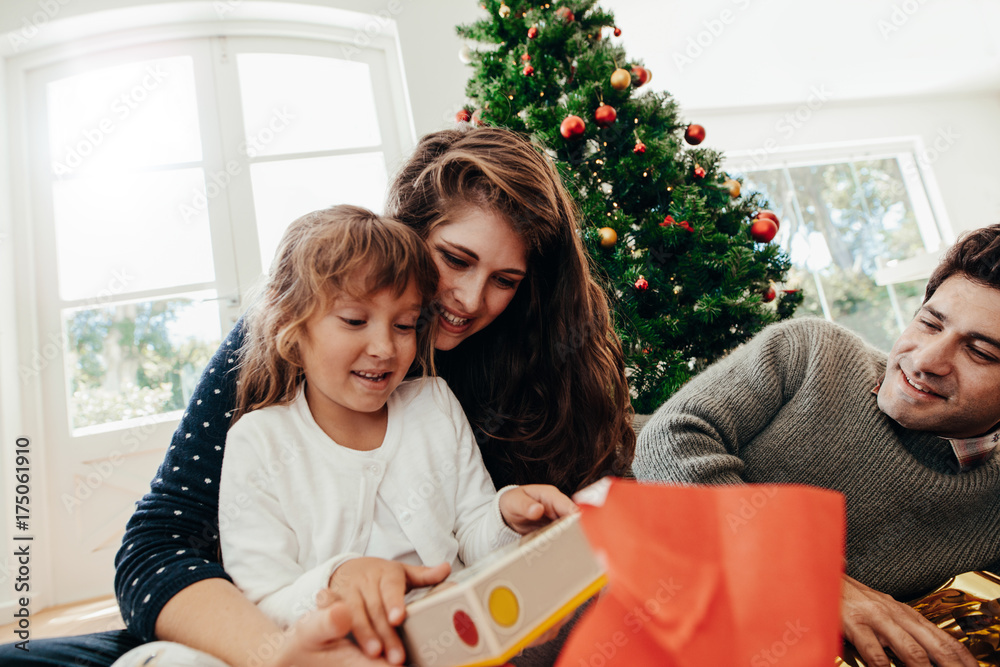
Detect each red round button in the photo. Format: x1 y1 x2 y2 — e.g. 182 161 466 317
453 610 479 647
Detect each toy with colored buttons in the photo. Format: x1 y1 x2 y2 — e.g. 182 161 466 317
400 513 605 667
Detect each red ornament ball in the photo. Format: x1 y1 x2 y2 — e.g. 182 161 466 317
750 217 778 243
634 276 649 291
633 141 646 154
555 6 574 21
455 109 471 123
763 285 776 303
693 165 706 179
755 209 781 229
632 66 651 86
528 26 538 39
594 104 617 127
472 109 486 127
521 53 531 61
560 114 586 139
613 26 622 36
684 124 706 145
523 64 534 76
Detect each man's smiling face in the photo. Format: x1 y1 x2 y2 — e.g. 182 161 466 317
877 274 1000 439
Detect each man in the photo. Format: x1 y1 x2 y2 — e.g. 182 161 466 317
634 224 1000 667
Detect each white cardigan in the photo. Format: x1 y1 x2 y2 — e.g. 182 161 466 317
219 377 519 628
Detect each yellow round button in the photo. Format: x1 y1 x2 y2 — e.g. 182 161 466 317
488 586 519 627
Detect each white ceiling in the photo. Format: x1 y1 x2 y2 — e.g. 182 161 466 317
607 0 1000 110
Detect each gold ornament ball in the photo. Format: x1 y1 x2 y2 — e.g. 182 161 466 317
724 179 741 198
598 227 618 248
610 68 631 91
498 3 510 18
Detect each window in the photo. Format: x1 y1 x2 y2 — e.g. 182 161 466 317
3 7 414 605
731 143 949 351
29 35 406 433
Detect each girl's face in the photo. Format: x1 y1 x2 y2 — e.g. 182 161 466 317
298 283 422 435
426 207 529 350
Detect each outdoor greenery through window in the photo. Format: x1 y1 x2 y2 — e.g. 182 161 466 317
742 155 944 352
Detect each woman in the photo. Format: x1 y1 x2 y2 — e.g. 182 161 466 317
5 126 635 667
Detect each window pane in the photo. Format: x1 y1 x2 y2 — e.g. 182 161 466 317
250 153 388 269
48 56 202 175
53 169 216 301
745 158 932 352
236 53 381 157
64 292 222 432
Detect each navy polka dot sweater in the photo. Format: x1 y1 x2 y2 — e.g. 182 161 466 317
113 320 247 641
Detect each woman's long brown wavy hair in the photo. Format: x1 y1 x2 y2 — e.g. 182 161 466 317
385 126 635 493
233 205 438 421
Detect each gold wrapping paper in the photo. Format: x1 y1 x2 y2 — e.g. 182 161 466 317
836 571 1000 666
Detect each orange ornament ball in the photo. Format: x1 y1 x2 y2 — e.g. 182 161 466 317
610 68 631 91
598 227 618 248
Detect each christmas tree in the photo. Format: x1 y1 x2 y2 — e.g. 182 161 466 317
457 1 803 413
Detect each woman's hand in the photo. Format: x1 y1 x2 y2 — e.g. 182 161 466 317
499 484 578 534
327 557 452 665
269 598 390 667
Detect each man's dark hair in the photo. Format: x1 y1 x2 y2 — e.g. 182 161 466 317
924 223 1000 302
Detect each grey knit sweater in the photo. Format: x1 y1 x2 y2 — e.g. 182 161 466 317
633 318 1000 600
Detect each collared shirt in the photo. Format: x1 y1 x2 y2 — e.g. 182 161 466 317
872 377 1000 472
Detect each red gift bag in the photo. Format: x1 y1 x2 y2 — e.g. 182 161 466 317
557 479 845 667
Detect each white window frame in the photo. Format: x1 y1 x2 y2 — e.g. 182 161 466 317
0 1 415 612
724 137 954 328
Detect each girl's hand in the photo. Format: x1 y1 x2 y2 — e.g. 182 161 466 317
327 557 451 665
499 484 579 534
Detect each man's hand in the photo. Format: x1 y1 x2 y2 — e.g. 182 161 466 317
841 574 978 667
327 557 451 665
499 484 578 534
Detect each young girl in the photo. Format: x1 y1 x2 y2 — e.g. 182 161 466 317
219 205 577 665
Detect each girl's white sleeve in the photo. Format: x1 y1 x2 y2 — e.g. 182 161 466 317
439 384 520 564
219 421 360 628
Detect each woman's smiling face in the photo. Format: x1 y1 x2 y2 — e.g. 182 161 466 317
425 207 529 351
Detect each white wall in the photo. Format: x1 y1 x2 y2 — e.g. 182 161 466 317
0 0 480 138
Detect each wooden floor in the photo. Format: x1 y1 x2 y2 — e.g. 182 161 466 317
0 595 125 641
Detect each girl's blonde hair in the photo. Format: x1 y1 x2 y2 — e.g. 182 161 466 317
233 205 438 421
